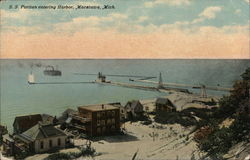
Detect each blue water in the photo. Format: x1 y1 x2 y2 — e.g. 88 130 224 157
0 59 249 132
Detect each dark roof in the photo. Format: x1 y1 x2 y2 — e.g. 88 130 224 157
18 122 66 142
126 100 142 109
125 100 143 113
13 114 42 133
156 98 174 106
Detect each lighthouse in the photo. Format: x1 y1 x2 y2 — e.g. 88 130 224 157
28 72 35 84
158 72 164 89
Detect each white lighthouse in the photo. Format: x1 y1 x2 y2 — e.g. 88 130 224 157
28 72 35 84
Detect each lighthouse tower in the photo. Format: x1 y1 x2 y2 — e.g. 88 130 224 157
28 72 35 84
158 72 164 89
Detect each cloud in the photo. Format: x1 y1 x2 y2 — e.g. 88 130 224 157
53 13 128 34
53 16 111 33
109 13 128 19
1 24 248 59
145 0 190 8
191 6 222 24
199 6 222 19
137 16 148 23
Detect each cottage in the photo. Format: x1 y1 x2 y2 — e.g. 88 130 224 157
14 122 67 153
13 114 42 134
78 104 120 136
124 100 144 118
119 106 127 121
155 97 176 112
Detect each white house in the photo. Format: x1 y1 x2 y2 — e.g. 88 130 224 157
15 122 67 153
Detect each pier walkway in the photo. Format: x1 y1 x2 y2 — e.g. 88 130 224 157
131 79 233 92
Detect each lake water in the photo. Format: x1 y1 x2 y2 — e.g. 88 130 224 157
0 59 249 131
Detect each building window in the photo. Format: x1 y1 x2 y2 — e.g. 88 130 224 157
49 140 52 148
101 120 105 125
97 120 101 126
102 127 106 133
112 111 115 117
58 138 61 146
97 127 101 134
101 112 105 118
40 141 44 149
112 118 115 124
97 112 101 118
107 119 111 125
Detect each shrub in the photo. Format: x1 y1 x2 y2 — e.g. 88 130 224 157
230 115 250 143
195 68 250 159
44 145 96 160
194 126 213 143
196 127 233 158
182 108 213 120
154 111 197 127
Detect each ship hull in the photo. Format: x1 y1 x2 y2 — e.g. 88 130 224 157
43 70 62 76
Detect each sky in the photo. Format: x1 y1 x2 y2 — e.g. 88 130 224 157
0 0 249 59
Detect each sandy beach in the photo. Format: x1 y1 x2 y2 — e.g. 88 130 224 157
24 92 219 160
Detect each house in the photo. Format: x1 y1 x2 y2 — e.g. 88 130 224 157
108 102 126 121
124 100 144 118
155 97 176 112
14 122 67 153
119 106 126 121
78 104 120 136
13 114 43 134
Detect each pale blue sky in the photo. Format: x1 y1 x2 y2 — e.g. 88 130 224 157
1 0 249 34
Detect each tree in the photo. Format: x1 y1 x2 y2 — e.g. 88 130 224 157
241 67 250 81
195 68 250 158
230 80 249 101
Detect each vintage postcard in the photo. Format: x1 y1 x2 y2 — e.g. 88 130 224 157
0 0 249 160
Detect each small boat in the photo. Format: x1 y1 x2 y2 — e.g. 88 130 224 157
43 65 62 76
